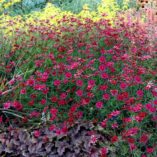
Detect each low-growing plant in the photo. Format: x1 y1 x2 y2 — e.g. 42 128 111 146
0 12 157 156
0 121 106 157
0 1 157 156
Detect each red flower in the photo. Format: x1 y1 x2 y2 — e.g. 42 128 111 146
123 117 132 123
53 80 61 86
81 98 90 106
50 108 58 121
76 111 83 119
48 33 54 39
87 92 94 98
152 88 157 97
0 116 3 123
51 96 58 103
111 135 118 143
145 103 156 113
140 133 149 144
26 77 35 86
117 92 129 101
48 53 54 60
138 112 147 119
3 102 11 109
76 79 83 87
154 100 157 105
34 130 40 138
30 94 37 99
90 134 98 144
8 79 15 85
126 97 135 104
121 54 129 61
43 106 48 113
76 90 83 97
50 108 58 115
28 100 34 106
88 80 95 88
112 122 118 129
100 85 108 91
110 79 117 85
146 147 154 154
42 136 49 143
103 93 110 100
129 143 137 151
40 72 49 82
134 76 142 84
42 87 49 94
30 111 40 118
40 99 46 105
100 147 108 156
136 90 144 97
58 100 66 106
110 89 118 96
34 84 46 91
65 72 72 79
12 101 23 111
61 126 68 134
108 110 120 118
101 119 107 128
49 124 56 131
127 137 135 144
120 82 128 90
131 103 142 112
123 127 139 137
101 73 109 79
22 116 28 123
99 64 106 71
96 101 103 109
35 60 44 67
106 61 114 67
20 88 26 94
135 112 147 122
60 92 67 99
99 56 106 63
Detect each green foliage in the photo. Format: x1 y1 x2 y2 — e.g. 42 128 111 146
51 0 102 13
116 0 137 9
0 0 139 16
0 0 47 16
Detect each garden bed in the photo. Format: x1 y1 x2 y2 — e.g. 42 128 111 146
0 1 157 157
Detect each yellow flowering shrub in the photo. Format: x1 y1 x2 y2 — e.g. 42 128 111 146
0 0 21 11
0 0 144 37
97 0 120 20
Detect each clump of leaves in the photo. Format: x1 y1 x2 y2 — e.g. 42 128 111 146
0 121 107 157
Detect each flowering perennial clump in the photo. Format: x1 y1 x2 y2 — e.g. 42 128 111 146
0 3 157 156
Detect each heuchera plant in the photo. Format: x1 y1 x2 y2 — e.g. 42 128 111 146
0 121 106 157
